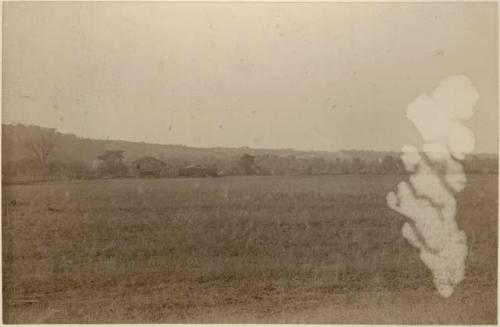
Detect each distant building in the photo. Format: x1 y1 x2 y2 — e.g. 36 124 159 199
178 165 218 177
131 156 168 177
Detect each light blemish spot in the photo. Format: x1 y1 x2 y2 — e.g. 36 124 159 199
387 75 478 298
222 187 229 200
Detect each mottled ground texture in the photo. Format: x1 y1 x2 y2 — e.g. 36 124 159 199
3 175 497 323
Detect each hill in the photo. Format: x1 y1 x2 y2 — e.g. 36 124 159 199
2 124 399 164
2 124 497 183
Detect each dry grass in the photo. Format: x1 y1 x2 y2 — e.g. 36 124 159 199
2 175 497 323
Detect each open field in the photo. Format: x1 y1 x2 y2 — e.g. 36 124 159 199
2 174 497 323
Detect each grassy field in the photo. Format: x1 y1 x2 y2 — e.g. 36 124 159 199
2 174 497 323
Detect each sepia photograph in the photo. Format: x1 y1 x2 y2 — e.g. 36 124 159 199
1 1 498 324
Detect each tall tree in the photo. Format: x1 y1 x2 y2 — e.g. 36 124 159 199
236 153 262 175
23 127 59 171
96 150 128 177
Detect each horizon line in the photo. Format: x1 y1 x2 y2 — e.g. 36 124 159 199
3 122 498 156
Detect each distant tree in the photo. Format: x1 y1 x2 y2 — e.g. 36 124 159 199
97 150 125 162
236 153 262 175
22 127 59 172
96 150 128 177
381 155 404 174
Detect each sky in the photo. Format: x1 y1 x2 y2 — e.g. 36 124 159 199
3 2 498 153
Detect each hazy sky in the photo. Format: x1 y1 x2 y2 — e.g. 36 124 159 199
3 2 498 153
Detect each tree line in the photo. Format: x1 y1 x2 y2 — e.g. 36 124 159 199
2 125 498 184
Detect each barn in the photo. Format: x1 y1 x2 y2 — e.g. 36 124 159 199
131 157 168 177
